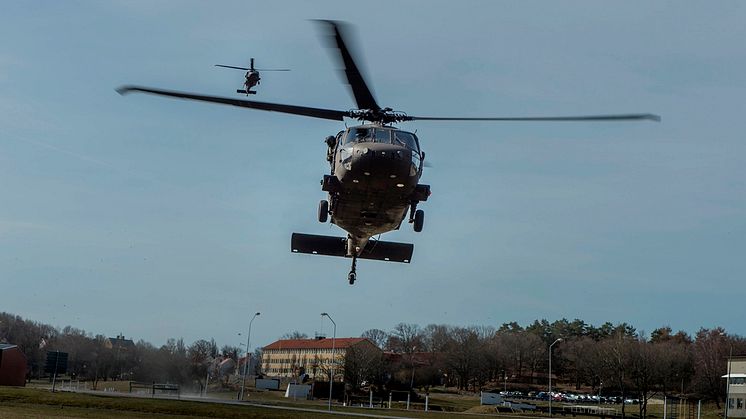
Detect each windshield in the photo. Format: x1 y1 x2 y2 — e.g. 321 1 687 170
343 127 393 145
344 127 419 152
393 131 419 152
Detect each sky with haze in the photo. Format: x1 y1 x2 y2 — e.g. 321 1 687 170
1 1 745 351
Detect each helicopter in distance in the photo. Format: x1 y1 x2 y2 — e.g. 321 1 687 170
215 57 290 95
117 20 660 285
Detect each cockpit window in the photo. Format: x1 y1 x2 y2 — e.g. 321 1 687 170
393 131 419 151
343 127 418 151
344 127 393 145
344 127 369 144
374 129 391 143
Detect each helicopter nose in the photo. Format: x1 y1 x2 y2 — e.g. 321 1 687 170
349 144 412 178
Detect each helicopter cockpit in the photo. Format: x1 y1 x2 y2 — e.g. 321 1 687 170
343 127 420 152
339 126 422 175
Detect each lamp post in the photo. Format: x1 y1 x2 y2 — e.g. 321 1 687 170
549 338 562 417
239 312 260 401
321 312 336 412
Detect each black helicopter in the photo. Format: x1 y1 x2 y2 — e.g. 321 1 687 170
215 57 290 95
117 20 659 285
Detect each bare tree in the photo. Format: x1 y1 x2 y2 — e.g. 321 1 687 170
281 331 309 340
596 333 634 419
628 337 665 419
344 343 385 390
691 328 729 407
361 329 389 349
562 337 597 390
445 326 486 390
188 339 214 392
387 323 423 353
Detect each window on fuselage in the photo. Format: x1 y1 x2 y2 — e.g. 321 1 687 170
392 130 419 152
344 127 394 145
344 127 371 144
374 129 391 143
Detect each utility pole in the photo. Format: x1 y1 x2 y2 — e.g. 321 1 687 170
239 312 260 401
321 312 337 412
549 338 562 417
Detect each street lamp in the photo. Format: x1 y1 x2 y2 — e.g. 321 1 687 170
321 312 336 412
549 338 563 417
239 312 260 401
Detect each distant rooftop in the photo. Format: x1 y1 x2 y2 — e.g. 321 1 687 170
264 338 373 350
107 335 135 348
0 343 19 351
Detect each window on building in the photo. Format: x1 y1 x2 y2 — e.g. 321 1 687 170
729 398 735 409
737 398 744 410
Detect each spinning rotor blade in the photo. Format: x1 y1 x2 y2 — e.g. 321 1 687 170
317 20 380 112
405 113 661 122
215 64 250 71
116 86 348 121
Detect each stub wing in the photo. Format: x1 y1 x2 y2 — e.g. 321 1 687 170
291 233 412 263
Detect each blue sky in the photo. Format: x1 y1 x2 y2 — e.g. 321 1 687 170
1 1 745 351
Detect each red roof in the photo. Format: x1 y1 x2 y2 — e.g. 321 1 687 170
264 338 371 350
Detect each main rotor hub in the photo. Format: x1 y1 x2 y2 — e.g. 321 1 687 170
349 108 409 124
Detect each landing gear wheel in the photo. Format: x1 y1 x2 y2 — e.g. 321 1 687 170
318 200 329 223
413 209 425 232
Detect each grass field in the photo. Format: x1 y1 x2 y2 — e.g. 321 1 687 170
0 386 517 418
0 385 727 419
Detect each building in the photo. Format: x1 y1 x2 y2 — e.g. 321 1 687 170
262 337 381 380
0 344 27 386
104 335 135 350
725 356 746 418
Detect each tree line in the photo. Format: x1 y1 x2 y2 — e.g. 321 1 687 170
359 320 745 418
2 311 744 418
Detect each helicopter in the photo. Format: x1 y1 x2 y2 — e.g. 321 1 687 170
117 20 660 285
215 57 290 95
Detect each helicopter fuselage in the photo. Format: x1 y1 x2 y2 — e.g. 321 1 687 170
245 70 260 90
322 124 428 255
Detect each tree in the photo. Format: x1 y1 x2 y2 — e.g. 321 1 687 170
344 343 385 390
656 340 694 397
562 337 597 390
596 333 634 419
188 339 214 391
691 328 729 407
387 323 423 353
445 327 486 390
281 331 309 340
361 329 389 349
628 338 665 419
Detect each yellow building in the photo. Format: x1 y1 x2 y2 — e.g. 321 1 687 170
262 337 380 380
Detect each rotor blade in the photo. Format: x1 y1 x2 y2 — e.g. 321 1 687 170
316 20 380 111
405 114 661 122
215 64 250 71
254 68 291 72
116 85 349 121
